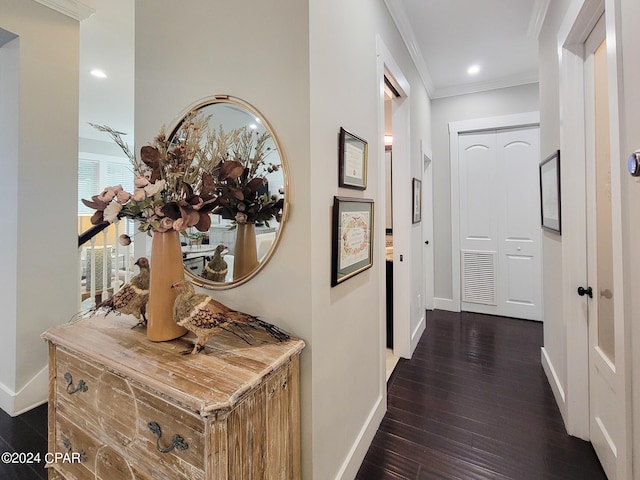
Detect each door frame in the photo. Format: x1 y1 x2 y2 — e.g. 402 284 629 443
422 142 434 311
558 0 630 476
449 112 540 312
376 35 416 360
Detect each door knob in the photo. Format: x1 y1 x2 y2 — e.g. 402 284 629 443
577 286 593 298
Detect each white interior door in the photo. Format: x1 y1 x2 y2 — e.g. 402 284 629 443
583 15 625 478
422 147 434 311
459 127 542 320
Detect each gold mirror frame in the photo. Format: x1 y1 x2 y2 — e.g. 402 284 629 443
169 95 289 289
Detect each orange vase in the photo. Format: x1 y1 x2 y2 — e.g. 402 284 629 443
147 230 188 342
233 222 259 280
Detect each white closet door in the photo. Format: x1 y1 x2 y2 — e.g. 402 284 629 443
459 132 499 307
459 127 542 321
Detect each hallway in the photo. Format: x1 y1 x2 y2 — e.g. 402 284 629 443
356 310 607 479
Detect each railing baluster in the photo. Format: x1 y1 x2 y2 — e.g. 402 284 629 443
101 229 108 301
114 222 121 294
89 236 97 307
78 221 138 306
77 247 82 311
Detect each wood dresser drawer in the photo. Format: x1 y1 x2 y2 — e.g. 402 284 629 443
44 315 304 480
53 348 206 479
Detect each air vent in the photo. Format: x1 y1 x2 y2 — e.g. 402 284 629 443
462 250 497 305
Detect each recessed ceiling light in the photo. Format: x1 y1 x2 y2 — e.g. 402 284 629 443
90 68 107 78
467 64 480 75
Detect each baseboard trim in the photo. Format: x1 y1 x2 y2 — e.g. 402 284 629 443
410 315 426 355
541 347 567 426
433 297 459 312
335 392 386 479
0 365 48 417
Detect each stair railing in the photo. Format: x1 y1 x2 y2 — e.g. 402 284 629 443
77 220 133 309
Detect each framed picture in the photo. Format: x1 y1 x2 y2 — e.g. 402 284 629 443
331 196 374 286
339 127 368 189
539 150 561 234
412 178 422 224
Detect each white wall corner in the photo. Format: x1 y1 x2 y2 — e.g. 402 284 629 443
0 365 48 417
528 0 552 39
433 297 460 312
541 347 567 425
382 0 435 96
34 0 95 21
334 393 386 480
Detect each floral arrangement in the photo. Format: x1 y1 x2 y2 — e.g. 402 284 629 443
82 112 285 239
209 126 284 225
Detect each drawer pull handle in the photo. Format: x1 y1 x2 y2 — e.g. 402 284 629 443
63 372 88 395
62 438 87 462
147 422 189 454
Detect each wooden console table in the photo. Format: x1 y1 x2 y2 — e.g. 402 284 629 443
42 315 304 480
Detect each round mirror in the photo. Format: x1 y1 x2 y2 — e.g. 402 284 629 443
169 95 289 289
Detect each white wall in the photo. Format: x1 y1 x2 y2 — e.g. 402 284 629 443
538 0 572 424
618 0 640 474
0 33 19 403
308 0 430 476
0 0 80 415
431 84 539 305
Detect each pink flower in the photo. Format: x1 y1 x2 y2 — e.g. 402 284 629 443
132 188 147 202
160 217 175 231
235 212 248 224
97 185 121 203
172 218 185 231
116 190 131 204
134 176 149 188
118 234 132 246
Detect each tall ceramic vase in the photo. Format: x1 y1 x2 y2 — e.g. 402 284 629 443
147 230 188 342
233 222 259 280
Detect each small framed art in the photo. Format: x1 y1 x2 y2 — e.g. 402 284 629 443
539 150 561 234
331 196 374 286
412 178 422 224
339 127 368 189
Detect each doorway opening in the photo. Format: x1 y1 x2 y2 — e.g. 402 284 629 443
383 74 399 380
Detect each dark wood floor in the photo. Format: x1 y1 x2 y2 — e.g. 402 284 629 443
0 311 607 480
356 310 607 480
0 402 48 479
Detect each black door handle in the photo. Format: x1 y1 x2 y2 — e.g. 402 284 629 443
577 286 593 298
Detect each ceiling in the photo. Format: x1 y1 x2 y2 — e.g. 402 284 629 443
78 0 546 142
385 0 547 98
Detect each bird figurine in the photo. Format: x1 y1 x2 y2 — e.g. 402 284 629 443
201 244 228 282
91 257 150 328
171 280 290 354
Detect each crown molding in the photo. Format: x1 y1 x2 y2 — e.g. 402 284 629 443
383 0 435 97
34 0 95 21
432 71 539 99
527 0 551 39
